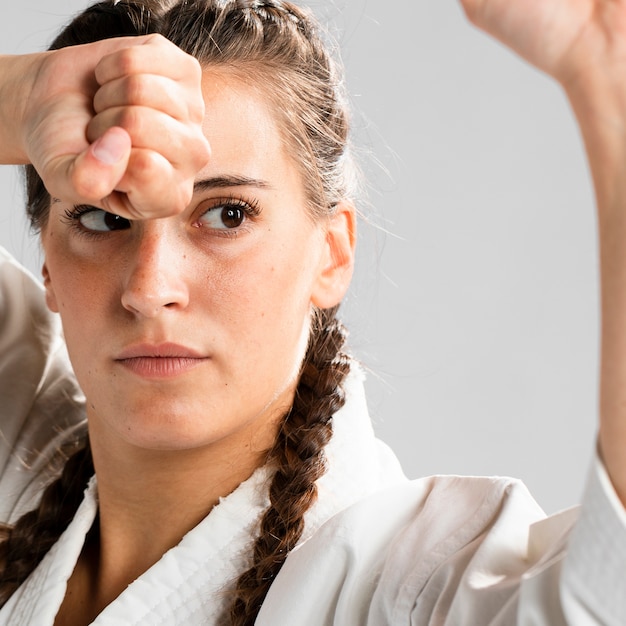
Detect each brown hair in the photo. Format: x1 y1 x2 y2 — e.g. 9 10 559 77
6 1 355 623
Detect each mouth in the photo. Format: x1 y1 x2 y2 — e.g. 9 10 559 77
115 343 208 379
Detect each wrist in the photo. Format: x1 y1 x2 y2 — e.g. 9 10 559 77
563 73 626 220
0 53 47 165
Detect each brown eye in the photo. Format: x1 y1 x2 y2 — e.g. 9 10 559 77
79 208 130 232
221 207 245 229
199 204 247 230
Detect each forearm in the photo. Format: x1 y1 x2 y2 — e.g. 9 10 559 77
566 77 626 506
0 54 43 165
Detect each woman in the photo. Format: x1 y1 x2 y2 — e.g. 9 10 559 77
0 0 623 624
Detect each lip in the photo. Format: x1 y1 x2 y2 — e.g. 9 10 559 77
115 343 208 379
116 342 205 360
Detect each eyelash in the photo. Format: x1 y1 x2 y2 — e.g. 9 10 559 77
62 196 262 240
194 195 262 238
62 205 121 240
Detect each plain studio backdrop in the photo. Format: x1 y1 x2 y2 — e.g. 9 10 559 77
0 1 598 515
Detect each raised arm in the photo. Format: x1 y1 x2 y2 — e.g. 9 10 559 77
460 0 626 505
0 35 210 220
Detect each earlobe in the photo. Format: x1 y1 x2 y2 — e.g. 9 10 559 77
311 201 356 309
42 262 60 313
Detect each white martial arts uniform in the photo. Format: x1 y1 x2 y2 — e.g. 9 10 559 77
0 247 624 625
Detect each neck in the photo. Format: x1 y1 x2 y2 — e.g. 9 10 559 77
85 415 277 606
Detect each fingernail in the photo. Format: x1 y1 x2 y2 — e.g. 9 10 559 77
91 128 128 165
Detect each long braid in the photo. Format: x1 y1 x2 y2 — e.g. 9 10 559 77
0 440 94 606
230 306 351 625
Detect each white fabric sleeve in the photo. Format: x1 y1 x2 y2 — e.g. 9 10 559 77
559 455 626 624
259 451 626 625
0 247 85 524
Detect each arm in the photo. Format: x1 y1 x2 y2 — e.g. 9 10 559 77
460 0 626 507
0 35 210 220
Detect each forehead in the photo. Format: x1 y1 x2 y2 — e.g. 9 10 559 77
197 70 298 188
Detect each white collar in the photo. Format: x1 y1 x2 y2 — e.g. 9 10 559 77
0 366 405 625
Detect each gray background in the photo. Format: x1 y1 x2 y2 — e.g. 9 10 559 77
0 1 598 514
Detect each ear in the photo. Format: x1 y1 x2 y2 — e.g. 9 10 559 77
311 201 356 309
41 262 60 313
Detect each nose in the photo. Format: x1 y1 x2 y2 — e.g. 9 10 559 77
121 223 190 318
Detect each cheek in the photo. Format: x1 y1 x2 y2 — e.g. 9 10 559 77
43 228 113 314
223 236 320 309
206 235 320 349
52 268 109 315
44 257 117 361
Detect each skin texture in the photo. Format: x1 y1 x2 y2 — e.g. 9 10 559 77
42 70 355 623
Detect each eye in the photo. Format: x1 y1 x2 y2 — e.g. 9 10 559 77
78 208 131 232
199 205 246 230
196 199 260 233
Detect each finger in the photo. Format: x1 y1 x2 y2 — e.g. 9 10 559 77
47 34 161 87
44 127 131 205
94 34 201 86
109 147 195 219
93 74 200 121
86 105 210 171
458 0 487 25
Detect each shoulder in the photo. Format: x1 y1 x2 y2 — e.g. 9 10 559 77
0 247 86 524
258 475 569 625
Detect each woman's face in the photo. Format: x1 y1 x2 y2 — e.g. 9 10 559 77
40 70 354 459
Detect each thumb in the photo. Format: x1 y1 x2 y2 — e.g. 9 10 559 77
53 127 131 205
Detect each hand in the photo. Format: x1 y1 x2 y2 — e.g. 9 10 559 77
16 34 210 220
459 0 626 89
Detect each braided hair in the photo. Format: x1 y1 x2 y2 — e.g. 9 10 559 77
0 440 93 605
230 306 350 624
6 2 357 623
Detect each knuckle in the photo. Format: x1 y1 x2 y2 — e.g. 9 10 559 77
193 136 211 167
188 98 206 124
127 149 158 185
116 47 141 76
145 33 166 47
189 56 203 80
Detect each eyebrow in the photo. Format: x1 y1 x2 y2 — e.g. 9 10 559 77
193 175 272 192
